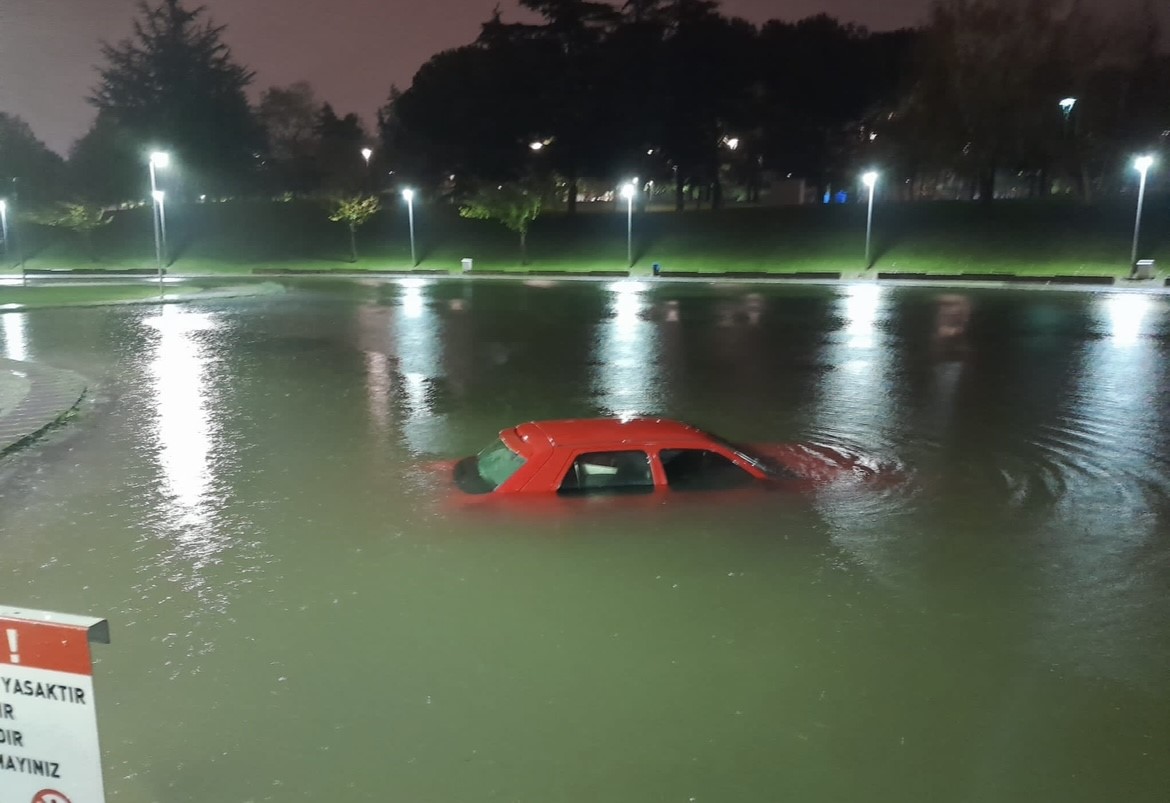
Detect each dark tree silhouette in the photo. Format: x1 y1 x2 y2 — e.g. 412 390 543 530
90 0 262 196
0 113 66 203
315 104 368 193
258 82 322 194
67 112 142 203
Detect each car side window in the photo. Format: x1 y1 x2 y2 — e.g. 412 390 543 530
660 449 756 491
558 451 654 495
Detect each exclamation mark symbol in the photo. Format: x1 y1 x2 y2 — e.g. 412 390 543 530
5 629 18 664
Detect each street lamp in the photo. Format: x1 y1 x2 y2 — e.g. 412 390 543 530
6 178 24 272
152 189 167 286
402 188 417 267
1059 97 1077 120
148 151 170 280
621 181 636 268
1130 155 1155 272
862 171 879 268
361 147 373 165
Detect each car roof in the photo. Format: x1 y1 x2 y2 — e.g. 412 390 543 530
509 418 713 452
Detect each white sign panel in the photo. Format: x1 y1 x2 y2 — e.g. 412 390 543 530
0 607 109 803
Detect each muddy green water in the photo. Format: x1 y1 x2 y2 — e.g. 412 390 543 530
2 279 1168 802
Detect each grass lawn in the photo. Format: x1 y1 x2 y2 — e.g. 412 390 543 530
1 196 1165 279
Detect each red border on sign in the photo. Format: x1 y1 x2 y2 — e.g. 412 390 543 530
0 619 93 676
32 790 74 803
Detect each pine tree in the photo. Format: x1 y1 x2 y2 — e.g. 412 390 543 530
90 0 262 196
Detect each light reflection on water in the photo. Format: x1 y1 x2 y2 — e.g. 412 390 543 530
593 279 662 418
1 311 27 360
1030 292 1170 683
2 282 1169 802
142 305 236 611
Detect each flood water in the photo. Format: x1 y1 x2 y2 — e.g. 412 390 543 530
2 279 1169 802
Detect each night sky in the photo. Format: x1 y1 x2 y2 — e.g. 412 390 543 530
0 0 1154 155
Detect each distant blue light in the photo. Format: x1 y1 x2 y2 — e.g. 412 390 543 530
836 191 848 204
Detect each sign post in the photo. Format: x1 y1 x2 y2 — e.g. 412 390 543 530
0 607 110 803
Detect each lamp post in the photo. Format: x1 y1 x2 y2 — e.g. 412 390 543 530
402 188 416 267
361 147 373 165
1130 155 1154 272
862 171 878 268
7 178 24 272
153 190 167 287
148 151 170 279
1059 97 1077 124
621 181 636 268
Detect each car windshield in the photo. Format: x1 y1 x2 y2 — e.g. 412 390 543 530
453 437 527 494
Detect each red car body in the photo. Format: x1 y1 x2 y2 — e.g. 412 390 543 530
447 418 881 501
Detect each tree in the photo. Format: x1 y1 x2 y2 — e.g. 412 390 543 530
315 104 368 194
257 82 322 194
258 82 320 162
328 195 381 262
459 182 544 264
383 38 558 194
757 17 917 196
658 9 757 209
33 203 114 261
67 112 141 203
900 0 1161 202
494 1 623 212
0 113 67 203
90 0 262 196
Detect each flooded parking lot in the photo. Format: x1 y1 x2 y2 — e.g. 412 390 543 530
1 279 1168 802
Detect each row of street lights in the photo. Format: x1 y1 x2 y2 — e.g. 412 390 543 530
856 157 1155 271
617 156 1155 272
144 149 420 269
132 151 1159 276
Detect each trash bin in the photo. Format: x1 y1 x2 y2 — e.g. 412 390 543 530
1133 259 1155 280
461 258 473 273
652 262 661 276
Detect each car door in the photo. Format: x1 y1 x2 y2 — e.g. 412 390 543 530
556 449 656 496
657 447 761 493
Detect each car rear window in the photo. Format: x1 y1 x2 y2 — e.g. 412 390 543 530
454 437 527 494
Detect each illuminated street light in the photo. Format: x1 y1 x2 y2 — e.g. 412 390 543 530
3 179 24 271
1059 97 1077 119
723 137 740 150
1130 155 1155 272
361 147 373 165
153 189 167 287
148 151 170 283
402 188 417 267
529 141 544 151
862 171 879 268
621 182 636 268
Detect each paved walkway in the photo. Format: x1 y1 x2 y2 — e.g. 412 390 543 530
0 358 87 455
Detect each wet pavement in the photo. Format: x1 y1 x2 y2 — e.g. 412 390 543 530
0 357 87 454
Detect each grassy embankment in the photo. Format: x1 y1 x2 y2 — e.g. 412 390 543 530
1 196 1166 279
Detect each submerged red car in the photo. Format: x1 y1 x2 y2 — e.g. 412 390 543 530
451 418 882 498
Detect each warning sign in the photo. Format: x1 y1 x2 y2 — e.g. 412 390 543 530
0 607 109 803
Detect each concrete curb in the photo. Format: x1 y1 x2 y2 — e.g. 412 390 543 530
0 358 88 456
